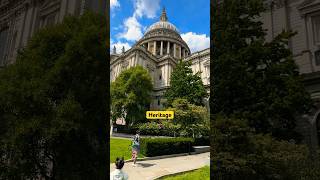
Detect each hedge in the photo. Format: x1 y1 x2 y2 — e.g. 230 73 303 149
113 125 138 134
193 137 210 146
138 122 181 137
140 138 194 157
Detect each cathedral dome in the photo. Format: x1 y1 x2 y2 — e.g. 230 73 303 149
136 7 191 58
145 20 178 34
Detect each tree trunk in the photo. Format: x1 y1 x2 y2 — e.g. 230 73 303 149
110 119 113 136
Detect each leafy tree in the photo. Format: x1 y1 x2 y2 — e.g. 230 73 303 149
211 0 316 179
111 66 153 127
0 12 108 179
211 115 319 180
211 0 312 139
167 98 209 137
164 60 207 106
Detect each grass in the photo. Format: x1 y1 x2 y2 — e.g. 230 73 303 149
110 138 144 163
157 166 210 180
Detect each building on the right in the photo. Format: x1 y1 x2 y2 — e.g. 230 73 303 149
260 0 320 147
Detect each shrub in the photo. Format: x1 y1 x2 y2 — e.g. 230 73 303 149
138 121 181 136
114 124 139 134
138 122 160 136
161 121 182 137
167 99 209 132
140 138 194 157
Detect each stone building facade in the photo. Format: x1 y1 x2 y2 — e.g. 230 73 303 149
260 0 320 147
110 8 210 110
0 0 106 67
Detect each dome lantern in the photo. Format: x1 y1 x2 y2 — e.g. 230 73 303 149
160 7 168 22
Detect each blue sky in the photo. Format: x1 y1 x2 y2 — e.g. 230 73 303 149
110 0 210 53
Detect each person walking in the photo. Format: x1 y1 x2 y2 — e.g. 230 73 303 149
110 157 129 180
131 130 140 166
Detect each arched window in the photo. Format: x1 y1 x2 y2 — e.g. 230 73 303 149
317 114 320 146
0 27 9 65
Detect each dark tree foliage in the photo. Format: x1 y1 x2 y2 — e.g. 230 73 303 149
211 116 318 180
165 60 207 106
0 12 108 179
111 66 153 127
211 0 312 139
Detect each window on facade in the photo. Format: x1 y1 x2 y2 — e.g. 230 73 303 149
316 114 320 146
315 50 320 66
0 28 9 65
11 31 17 54
159 74 162 80
313 15 320 45
163 42 167 55
158 98 161 106
204 66 209 78
156 41 161 55
46 14 56 26
176 46 179 57
169 42 174 56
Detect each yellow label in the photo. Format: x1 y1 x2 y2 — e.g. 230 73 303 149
146 111 174 119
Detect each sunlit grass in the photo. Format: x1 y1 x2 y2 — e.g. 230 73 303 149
157 166 210 180
110 138 144 163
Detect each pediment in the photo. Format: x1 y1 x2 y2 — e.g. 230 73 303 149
298 0 320 16
157 55 177 65
40 0 58 8
39 0 60 16
298 0 317 9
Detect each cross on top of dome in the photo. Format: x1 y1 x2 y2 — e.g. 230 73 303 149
144 7 178 34
160 7 168 22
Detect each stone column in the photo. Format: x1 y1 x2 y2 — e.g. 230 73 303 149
153 41 156 55
182 48 185 58
178 45 181 59
167 41 170 54
147 42 150 52
173 44 176 58
59 0 68 22
168 66 171 85
167 64 170 86
160 41 163 56
135 52 139 66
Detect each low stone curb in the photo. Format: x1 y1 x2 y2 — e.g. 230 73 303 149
153 166 207 180
124 150 209 163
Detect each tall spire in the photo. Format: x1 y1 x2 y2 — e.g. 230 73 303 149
113 46 116 54
160 7 168 22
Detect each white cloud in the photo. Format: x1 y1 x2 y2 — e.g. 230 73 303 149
133 0 161 18
181 32 210 53
110 0 120 9
117 0 160 42
118 16 143 41
111 41 131 54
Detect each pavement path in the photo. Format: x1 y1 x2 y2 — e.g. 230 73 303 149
111 132 175 139
110 152 210 180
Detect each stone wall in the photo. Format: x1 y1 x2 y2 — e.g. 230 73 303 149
0 0 106 66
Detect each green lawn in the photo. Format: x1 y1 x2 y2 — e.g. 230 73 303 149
110 138 144 163
157 166 210 180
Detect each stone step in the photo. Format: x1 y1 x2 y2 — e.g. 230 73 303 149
193 146 210 153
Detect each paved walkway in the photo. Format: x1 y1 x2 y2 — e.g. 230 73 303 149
111 132 174 139
110 152 210 180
